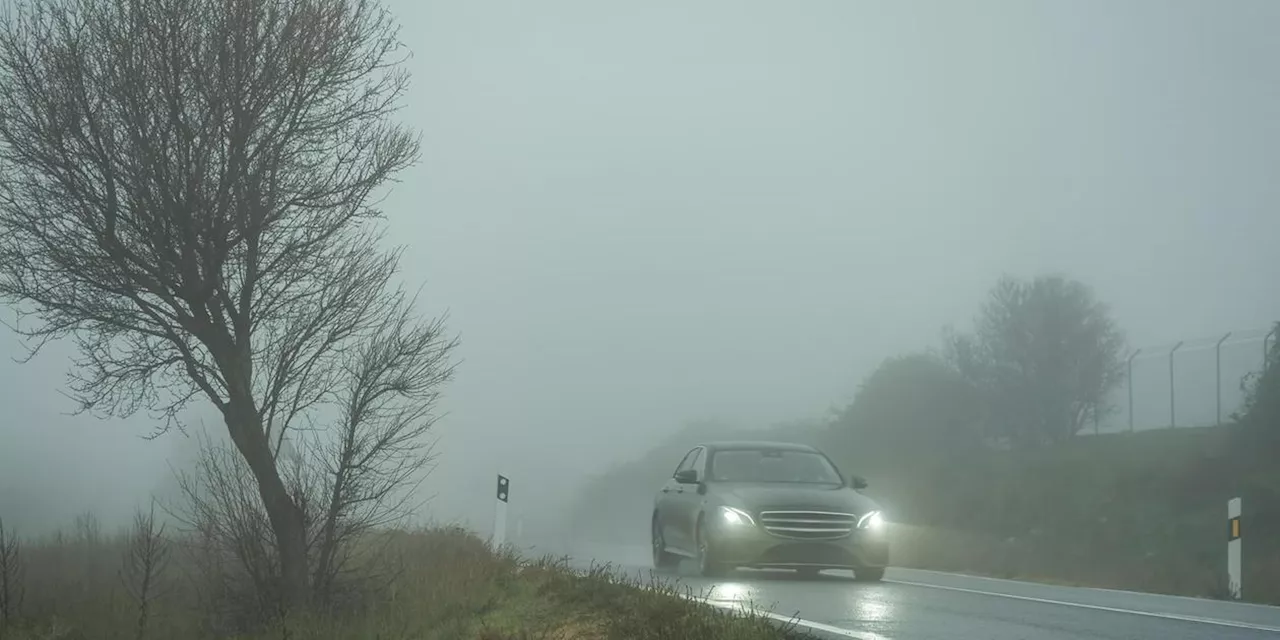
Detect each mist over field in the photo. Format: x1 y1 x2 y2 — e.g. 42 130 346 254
4 0 1280 553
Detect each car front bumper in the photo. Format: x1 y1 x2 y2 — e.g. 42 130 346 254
704 519 890 570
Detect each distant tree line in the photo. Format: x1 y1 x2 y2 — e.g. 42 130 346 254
831 274 1128 451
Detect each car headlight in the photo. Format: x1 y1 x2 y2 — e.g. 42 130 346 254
857 510 885 530
719 506 755 526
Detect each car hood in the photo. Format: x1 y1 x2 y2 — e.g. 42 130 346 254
717 482 879 515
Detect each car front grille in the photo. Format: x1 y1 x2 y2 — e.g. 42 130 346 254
758 510 857 540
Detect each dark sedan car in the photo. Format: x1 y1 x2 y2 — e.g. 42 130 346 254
650 441 889 580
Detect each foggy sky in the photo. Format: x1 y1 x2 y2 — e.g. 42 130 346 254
4 0 1280 535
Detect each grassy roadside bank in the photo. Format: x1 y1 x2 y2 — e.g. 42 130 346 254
0 521 810 640
566 424 1280 605
835 427 1280 604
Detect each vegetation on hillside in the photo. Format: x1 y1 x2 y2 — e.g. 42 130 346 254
1237 320 1280 449
826 352 983 456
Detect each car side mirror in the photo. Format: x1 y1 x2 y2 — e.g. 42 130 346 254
674 469 699 484
849 475 869 490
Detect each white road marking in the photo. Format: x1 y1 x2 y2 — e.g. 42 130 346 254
692 594 891 640
889 578 1280 634
897 568 1280 612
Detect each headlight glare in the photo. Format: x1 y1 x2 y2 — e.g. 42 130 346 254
720 506 755 526
857 510 885 530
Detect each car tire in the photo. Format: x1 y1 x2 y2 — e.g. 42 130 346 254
651 515 680 570
695 516 728 578
854 566 885 582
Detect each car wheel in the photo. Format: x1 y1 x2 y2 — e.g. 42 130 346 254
695 517 727 578
854 566 885 582
651 515 679 570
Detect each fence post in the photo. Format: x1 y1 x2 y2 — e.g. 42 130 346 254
1128 349 1142 433
1216 332 1232 426
1169 341 1184 428
1228 497 1242 600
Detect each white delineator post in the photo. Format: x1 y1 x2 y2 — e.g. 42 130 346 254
493 474 510 548
1228 497 1242 600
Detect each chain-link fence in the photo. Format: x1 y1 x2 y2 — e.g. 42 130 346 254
1090 326 1276 434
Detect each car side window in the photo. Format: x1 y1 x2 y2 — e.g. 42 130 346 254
687 448 704 476
672 448 697 477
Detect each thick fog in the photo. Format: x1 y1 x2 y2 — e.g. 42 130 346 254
4 0 1280 540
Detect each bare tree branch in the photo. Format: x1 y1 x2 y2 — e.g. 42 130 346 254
309 292 456 599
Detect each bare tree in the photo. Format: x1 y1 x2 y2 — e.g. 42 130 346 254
120 501 173 640
74 512 103 547
0 517 23 626
172 295 452 618
308 297 451 604
0 0 455 610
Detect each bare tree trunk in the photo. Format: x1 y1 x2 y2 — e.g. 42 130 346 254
312 463 348 604
224 404 309 612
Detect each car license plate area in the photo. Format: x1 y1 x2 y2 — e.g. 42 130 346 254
759 542 853 566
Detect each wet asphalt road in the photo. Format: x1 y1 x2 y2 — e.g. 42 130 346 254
569 545 1280 640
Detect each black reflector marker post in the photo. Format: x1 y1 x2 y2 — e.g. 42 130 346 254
493 474 510 548
1228 497 1242 600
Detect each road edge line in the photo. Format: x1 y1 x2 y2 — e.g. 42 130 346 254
888 578 1280 633
893 567 1280 611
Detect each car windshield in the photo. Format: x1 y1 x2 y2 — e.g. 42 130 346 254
708 449 843 484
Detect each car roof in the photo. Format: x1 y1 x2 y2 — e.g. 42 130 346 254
697 440 819 453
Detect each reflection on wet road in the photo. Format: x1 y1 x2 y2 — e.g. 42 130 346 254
571 545 1280 640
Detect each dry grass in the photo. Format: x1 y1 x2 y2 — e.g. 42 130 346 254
0 518 811 640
